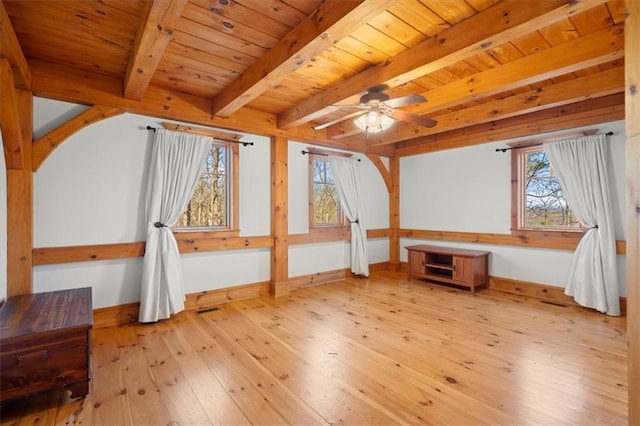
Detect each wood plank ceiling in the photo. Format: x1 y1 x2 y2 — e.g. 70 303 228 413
2 0 626 151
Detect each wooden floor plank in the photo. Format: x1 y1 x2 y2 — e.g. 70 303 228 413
132 323 213 425
171 311 290 424
116 325 173 425
84 326 133 425
211 301 409 424
0 271 628 425
198 310 331 424
235 297 518 424
154 317 252 425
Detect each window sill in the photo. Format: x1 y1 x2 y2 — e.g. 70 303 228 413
309 224 350 233
511 228 585 239
173 229 240 239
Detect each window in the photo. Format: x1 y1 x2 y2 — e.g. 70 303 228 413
309 153 343 227
512 145 581 232
177 140 238 232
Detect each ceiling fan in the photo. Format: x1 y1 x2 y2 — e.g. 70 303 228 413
313 85 437 133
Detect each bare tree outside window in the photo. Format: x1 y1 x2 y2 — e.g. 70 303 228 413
521 147 580 229
312 158 341 226
178 143 228 228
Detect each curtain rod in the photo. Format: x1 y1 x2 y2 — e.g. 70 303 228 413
495 131 614 153
301 150 361 161
146 126 254 146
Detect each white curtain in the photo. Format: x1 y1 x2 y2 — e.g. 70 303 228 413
328 156 369 277
139 129 212 323
544 134 620 316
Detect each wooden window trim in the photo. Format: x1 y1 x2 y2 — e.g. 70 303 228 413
173 140 240 238
510 144 584 240
307 148 349 232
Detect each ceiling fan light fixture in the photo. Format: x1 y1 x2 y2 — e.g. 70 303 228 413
354 111 394 133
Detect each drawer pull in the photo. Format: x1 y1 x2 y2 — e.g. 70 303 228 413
16 350 48 365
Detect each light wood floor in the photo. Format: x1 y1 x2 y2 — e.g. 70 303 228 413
1 271 628 425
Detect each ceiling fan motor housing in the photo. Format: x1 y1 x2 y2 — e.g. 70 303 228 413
360 91 390 105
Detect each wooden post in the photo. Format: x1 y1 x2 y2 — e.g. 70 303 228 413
1 0 33 296
625 0 640 422
270 136 288 296
389 156 400 271
5 88 33 296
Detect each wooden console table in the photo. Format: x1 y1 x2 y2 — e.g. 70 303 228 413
406 245 490 293
0 287 92 402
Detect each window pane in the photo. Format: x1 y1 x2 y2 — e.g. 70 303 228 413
523 150 580 229
312 158 341 225
178 143 228 228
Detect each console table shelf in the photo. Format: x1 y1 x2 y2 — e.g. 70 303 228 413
406 245 490 293
0 288 92 402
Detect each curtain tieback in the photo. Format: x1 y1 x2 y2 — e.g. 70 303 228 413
350 219 359 224
589 225 599 229
154 222 168 228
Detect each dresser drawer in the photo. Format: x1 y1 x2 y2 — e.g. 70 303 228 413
1 334 89 400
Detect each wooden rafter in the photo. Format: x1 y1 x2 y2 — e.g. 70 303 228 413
404 25 624 117
277 0 610 130
330 24 625 141
123 0 188 100
29 59 395 157
32 105 124 171
212 0 395 118
160 122 242 141
362 66 624 145
395 94 625 157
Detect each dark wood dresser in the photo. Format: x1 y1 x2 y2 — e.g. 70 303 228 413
0 287 92 402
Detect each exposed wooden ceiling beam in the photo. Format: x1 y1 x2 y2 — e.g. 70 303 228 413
0 0 29 90
366 67 624 145
403 25 624 117
211 0 394 118
277 0 610 130
395 93 625 157
330 24 624 142
29 59 394 157
0 57 23 169
160 122 242 141
32 105 124 171
123 0 188 100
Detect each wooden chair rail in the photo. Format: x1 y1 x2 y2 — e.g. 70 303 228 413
32 228 625 267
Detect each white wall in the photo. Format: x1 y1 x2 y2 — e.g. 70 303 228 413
32 98 391 308
287 140 390 276
32 98 275 307
0 131 7 303
400 120 627 295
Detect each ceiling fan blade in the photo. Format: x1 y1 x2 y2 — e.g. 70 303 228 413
386 109 437 128
313 111 367 130
382 93 426 109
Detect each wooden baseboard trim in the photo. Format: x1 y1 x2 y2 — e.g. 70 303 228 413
398 261 627 315
286 269 350 293
488 276 627 316
94 262 391 328
93 281 271 328
185 281 271 311
93 268 628 328
93 302 140 329
286 261 391 293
